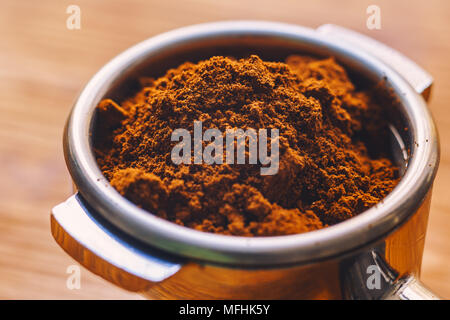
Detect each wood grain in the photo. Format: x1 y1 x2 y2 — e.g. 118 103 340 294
0 0 448 299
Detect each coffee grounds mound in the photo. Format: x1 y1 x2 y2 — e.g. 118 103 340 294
94 54 399 236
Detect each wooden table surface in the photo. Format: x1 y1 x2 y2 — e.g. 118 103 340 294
0 0 448 299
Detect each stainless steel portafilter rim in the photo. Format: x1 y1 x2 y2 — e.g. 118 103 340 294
64 21 439 266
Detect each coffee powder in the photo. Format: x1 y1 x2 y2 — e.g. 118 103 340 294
94 54 399 236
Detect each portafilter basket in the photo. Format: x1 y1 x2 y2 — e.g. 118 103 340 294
52 21 440 299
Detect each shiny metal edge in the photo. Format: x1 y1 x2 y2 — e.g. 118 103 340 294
384 276 442 300
51 194 182 283
317 24 434 100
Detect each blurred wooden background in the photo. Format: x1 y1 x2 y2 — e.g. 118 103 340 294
0 0 448 299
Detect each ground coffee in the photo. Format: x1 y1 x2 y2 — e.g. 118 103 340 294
94 54 399 236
